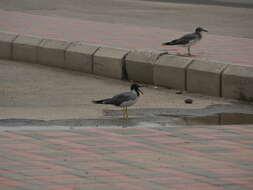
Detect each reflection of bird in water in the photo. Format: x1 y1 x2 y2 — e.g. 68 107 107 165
162 27 208 56
92 83 143 120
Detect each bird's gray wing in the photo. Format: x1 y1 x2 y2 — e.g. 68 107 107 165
108 92 136 106
170 33 198 45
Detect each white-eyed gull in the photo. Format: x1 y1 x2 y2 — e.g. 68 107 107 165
92 83 143 119
162 27 208 56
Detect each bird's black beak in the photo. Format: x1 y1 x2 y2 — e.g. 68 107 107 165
202 29 208 32
138 89 143 94
137 86 143 94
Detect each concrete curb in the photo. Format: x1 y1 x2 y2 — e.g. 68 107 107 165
154 55 193 90
0 31 252 102
13 34 43 63
94 46 129 79
38 38 71 68
0 31 18 59
222 65 253 101
125 49 167 84
65 41 99 73
187 60 228 97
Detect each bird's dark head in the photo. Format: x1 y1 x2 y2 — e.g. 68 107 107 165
195 27 208 33
131 83 143 96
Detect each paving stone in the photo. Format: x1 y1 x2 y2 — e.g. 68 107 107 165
107 128 151 135
0 163 40 170
71 130 102 137
86 176 122 184
42 143 69 150
192 147 234 153
0 187 31 190
0 153 29 162
17 185 50 190
93 46 129 79
177 168 220 178
196 177 233 186
222 184 253 190
77 185 119 190
1 173 35 183
152 178 196 185
23 133 50 140
13 34 42 63
39 151 79 158
166 182 223 190
131 181 169 190
19 169 67 177
65 41 99 73
0 31 18 59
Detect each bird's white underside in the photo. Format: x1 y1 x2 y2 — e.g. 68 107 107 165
120 98 138 107
180 38 200 47
119 89 138 107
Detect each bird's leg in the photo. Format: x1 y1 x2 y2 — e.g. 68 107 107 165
187 47 191 56
123 106 127 119
126 107 128 120
122 107 126 119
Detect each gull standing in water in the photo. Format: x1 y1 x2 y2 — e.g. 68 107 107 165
92 83 143 119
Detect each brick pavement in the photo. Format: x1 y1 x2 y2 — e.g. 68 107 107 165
0 10 253 67
0 125 253 190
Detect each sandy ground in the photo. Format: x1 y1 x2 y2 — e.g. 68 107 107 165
0 59 232 121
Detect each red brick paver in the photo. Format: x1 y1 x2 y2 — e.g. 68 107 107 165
0 10 253 67
0 125 253 190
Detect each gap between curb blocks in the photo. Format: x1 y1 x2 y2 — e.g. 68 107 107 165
0 30 252 102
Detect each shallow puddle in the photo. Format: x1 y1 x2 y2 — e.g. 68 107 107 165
1 104 253 128
170 113 253 125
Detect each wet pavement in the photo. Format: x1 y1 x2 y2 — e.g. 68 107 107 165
144 0 253 8
1 104 253 128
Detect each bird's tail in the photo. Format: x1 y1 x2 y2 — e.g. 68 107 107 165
92 98 111 104
162 40 177 46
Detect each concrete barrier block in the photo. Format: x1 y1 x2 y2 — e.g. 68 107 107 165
125 49 167 83
13 35 43 63
0 31 18 59
65 42 99 73
93 47 129 79
222 65 253 101
187 60 227 96
38 39 70 67
154 55 192 90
